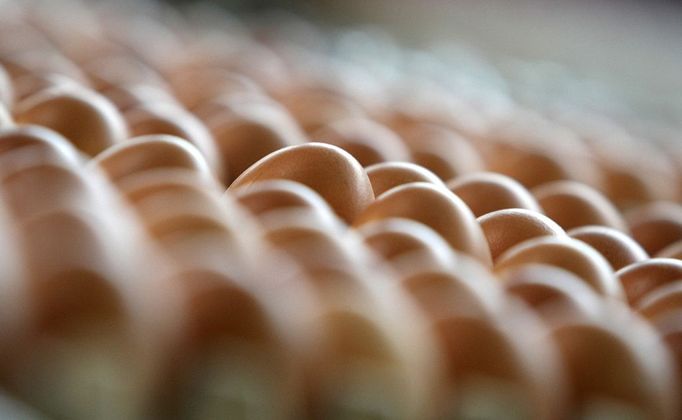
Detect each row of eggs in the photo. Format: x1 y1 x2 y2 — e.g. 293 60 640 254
1 1 682 419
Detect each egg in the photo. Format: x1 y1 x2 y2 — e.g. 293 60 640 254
207 101 305 184
627 202 682 256
14 85 127 156
533 180 628 232
569 226 648 270
636 281 682 323
313 117 410 166
400 123 483 181
478 209 565 262
657 239 682 259
125 102 223 176
549 305 679 420
365 161 445 196
91 134 213 184
500 264 603 321
495 236 623 298
616 258 682 306
447 172 541 217
354 182 492 266
357 218 456 273
0 125 82 166
229 143 374 223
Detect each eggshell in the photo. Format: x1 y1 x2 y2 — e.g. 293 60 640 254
569 226 648 270
657 239 682 259
500 264 602 321
533 180 627 232
636 281 682 322
616 258 682 306
208 102 305 184
478 209 565 261
354 182 492 266
627 202 682 256
313 117 410 166
400 123 483 180
495 236 622 298
549 307 679 420
14 86 127 156
365 161 445 197
229 143 374 223
91 134 213 184
0 125 81 166
447 172 541 217
125 102 223 176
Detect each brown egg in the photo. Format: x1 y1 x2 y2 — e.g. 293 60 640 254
305 290 443 420
155 268 307 419
627 202 682 256
168 67 261 111
0 125 82 166
636 281 682 322
125 102 223 176
232 179 338 228
648 312 682 394
1 162 95 221
14 86 127 156
495 236 623 298
100 83 178 113
400 261 502 321
569 226 648 270
533 180 627 232
616 258 682 306
432 307 565 420
657 239 682 259
357 218 456 272
10 72 82 102
486 143 576 189
365 161 445 197
91 134 213 184
478 209 565 262
500 264 602 321
447 172 541 217
400 123 483 180
229 143 374 223
208 101 305 184
550 307 679 420
279 85 365 134
312 117 410 166
354 182 492 266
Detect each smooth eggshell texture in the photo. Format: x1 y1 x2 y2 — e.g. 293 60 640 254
313 117 410 167
208 103 305 184
569 226 648 271
501 264 602 320
125 102 223 176
616 258 682 306
478 209 565 262
0 125 81 165
0 102 11 127
91 134 213 183
354 182 492 266
14 86 127 156
365 161 445 197
357 218 455 269
169 68 261 111
627 202 682 256
551 319 678 420
232 179 338 227
447 172 541 217
636 282 682 322
401 123 483 181
486 144 574 189
229 142 374 223
657 239 682 259
533 181 627 232
495 236 622 298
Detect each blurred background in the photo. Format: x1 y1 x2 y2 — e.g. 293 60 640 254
163 0 682 126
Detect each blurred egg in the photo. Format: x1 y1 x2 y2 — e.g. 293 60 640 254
365 161 445 196
447 172 541 217
569 226 648 270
